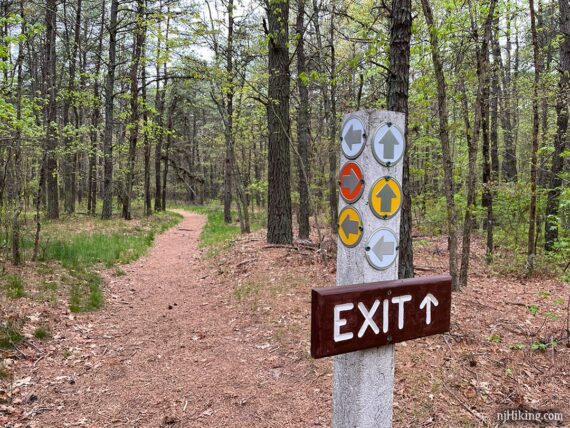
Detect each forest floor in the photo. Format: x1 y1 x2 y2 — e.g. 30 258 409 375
1 210 569 427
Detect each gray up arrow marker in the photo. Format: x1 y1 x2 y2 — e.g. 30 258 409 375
372 236 395 262
341 215 359 237
379 129 400 160
344 124 362 150
377 183 396 212
341 169 359 194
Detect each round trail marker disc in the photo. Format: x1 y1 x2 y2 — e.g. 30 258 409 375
372 122 405 166
339 162 365 204
369 176 402 220
365 227 399 270
341 117 366 159
338 206 364 248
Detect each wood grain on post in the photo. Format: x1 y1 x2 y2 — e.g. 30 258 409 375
334 110 405 428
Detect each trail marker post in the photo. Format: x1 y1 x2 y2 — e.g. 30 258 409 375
311 110 451 427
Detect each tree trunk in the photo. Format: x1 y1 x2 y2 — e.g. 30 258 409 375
223 0 234 224
328 1 338 233
265 0 292 244
101 0 119 219
481 10 494 263
12 1 24 265
544 0 569 250
527 0 541 273
122 0 145 220
420 0 459 290
500 2 517 182
88 0 105 215
142 40 152 216
296 0 310 239
387 0 413 279
459 0 496 288
45 0 59 219
62 0 82 215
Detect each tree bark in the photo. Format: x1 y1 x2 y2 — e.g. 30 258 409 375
328 1 338 233
11 0 25 265
459 0 496 288
223 0 234 224
544 0 569 250
122 0 145 220
387 0 413 279
420 0 459 290
481 7 494 263
45 0 59 219
296 0 310 239
62 0 82 214
265 0 293 244
499 2 517 182
527 0 541 273
101 0 119 219
88 0 105 215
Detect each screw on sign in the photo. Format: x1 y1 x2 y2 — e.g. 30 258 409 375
339 162 365 204
369 177 402 220
337 206 363 248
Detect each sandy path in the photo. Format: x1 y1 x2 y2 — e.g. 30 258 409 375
31 211 322 427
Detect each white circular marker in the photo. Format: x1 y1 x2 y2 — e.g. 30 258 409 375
365 228 399 270
340 117 366 159
372 122 405 166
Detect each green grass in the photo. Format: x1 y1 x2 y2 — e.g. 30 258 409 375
68 270 104 312
42 232 155 268
17 209 182 313
0 321 23 349
33 326 50 339
177 204 265 257
3 274 26 299
37 210 180 312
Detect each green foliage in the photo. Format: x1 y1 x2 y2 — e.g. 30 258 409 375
179 204 265 257
528 304 539 316
531 339 558 352
39 211 182 269
509 343 525 350
68 270 103 313
486 334 501 343
3 274 26 299
33 326 50 340
0 321 23 349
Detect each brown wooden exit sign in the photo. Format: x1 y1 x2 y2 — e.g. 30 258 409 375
311 275 452 359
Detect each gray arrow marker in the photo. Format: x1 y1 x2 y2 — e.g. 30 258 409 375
341 215 359 237
377 183 396 212
379 129 400 159
341 169 359 194
344 124 362 150
372 236 395 262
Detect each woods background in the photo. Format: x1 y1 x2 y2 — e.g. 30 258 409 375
0 0 569 284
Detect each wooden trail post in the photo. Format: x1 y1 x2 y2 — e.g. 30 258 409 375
310 109 451 427
334 110 404 427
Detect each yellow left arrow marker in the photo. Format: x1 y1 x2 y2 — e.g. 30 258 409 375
338 206 364 248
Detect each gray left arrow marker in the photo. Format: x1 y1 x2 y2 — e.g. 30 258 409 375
341 215 359 237
344 124 362 150
372 236 395 261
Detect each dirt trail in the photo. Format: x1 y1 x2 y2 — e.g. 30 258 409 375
31 211 323 427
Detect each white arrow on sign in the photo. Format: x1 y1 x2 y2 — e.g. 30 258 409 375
419 293 439 325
